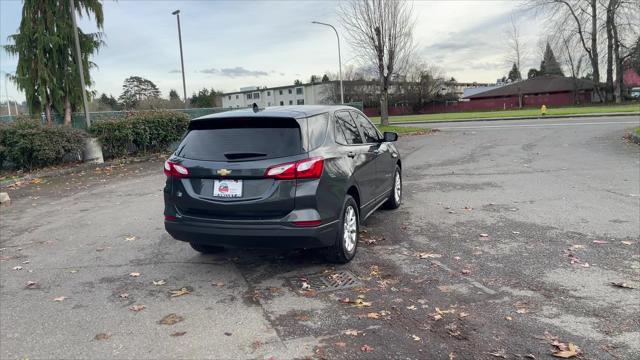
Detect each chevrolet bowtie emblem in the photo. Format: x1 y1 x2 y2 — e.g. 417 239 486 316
217 169 232 176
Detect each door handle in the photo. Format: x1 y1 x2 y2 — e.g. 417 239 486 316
347 151 356 158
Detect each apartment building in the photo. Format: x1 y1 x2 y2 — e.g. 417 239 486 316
222 82 334 109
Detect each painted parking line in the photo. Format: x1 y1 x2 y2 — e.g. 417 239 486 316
438 121 640 130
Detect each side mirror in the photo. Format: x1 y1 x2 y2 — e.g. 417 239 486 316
382 131 398 142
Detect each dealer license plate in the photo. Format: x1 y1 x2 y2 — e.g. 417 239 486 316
213 179 243 198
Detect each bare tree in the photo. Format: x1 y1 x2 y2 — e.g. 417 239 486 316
338 0 415 125
504 14 527 80
559 33 586 103
527 0 603 101
399 59 444 112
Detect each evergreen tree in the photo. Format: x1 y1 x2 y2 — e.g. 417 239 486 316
508 63 522 82
169 89 181 102
528 68 539 79
321 74 330 82
118 76 161 109
3 0 104 124
540 43 564 76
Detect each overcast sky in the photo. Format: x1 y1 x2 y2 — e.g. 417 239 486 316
0 0 543 102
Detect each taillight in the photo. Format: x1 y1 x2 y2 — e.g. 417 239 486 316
264 157 324 180
292 220 322 227
164 160 189 178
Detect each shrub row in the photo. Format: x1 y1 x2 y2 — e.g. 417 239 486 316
0 118 87 171
89 110 189 159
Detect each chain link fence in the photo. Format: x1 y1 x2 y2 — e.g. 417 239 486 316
1 102 364 129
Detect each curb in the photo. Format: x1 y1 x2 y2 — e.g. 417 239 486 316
385 111 640 126
0 154 165 189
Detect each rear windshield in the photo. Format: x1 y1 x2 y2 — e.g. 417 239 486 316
176 117 302 161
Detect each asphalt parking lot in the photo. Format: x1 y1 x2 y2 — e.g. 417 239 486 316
1 115 639 359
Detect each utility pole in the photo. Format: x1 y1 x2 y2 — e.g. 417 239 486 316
312 21 344 104
172 10 188 109
69 0 91 128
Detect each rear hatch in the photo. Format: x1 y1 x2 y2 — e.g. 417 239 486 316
170 117 306 220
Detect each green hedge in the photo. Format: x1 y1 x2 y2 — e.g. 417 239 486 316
0 118 87 170
89 110 189 159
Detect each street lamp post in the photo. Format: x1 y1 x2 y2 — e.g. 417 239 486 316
69 0 91 128
1 72 11 116
172 10 188 109
312 21 344 104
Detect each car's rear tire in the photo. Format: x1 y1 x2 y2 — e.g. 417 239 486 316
189 242 225 254
325 195 359 264
383 165 402 209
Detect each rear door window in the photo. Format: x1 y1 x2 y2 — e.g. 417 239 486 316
335 111 363 145
177 117 302 161
351 112 380 143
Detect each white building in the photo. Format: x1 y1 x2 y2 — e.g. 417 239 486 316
222 82 335 109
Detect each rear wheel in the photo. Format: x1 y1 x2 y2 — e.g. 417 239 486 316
383 166 402 209
325 195 359 264
189 243 225 254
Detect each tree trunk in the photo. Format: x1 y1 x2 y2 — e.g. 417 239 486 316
63 95 72 126
605 0 615 102
612 14 623 104
44 102 52 126
590 0 603 102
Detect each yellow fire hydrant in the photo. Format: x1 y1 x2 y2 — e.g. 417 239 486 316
540 105 548 116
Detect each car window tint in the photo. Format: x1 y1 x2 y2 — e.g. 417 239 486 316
335 112 363 145
177 117 302 161
352 112 380 143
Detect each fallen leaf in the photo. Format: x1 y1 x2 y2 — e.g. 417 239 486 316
592 240 608 244
153 279 167 286
621 241 633 245
361 344 374 353
224 332 232 336
430 313 443 321
170 331 186 337
13 266 23 271
53 296 66 302
169 287 191 297
453 256 461 261
353 298 372 308
479 234 489 238
25 281 40 289
412 335 421 341
458 312 469 318
344 329 362 336
22 260 30 264
406 305 417 310
70 270 79 273
159 313 184 325
552 343 580 358
488 350 507 358
31 178 43 184
212 282 225 287
301 281 311 290
571 245 585 249
512 231 520 235
438 285 451 293
516 308 529 314
94 333 111 341
118 293 129 299
461 269 471 275
129 304 146 312
366 312 381 319
125 235 136 241
505 316 513 321
334 342 347 348
129 272 141 277
417 252 442 259
610 282 634 289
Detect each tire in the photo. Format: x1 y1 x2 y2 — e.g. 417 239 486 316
383 165 402 209
189 242 225 254
325 195 359 264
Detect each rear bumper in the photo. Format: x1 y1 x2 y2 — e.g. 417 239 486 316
165 218 338 249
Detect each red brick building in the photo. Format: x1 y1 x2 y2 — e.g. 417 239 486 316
463 76 595 110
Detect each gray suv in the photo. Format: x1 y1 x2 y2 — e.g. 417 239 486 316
164 105 401 263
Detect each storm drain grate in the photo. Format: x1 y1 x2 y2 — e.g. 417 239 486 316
288 270 363 293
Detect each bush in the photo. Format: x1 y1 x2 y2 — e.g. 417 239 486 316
0 118 87 170
89 110 189 159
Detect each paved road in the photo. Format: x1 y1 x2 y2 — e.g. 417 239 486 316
1 116 639 359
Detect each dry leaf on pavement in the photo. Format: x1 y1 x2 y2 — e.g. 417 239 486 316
53 296 66 302
159 313 184 325
361 344 374 353
13 266 23 270
479 234 489 238
129 272 141 277
610 282 634 289
125 235 136 241
169 287 191 297
592 240 608 244
153 279 167 286
406 305 417 310
344 329 362 336
94 333 111 341
25 281 40 289
129 304 146 312
334 342 347 348
552 343 580 358
118 293 129 299
170 331 186 337
461 269 471 275
353 298 372 308
412 335 421 341
417 252 442 259
212 282 225 287
621 241 633 245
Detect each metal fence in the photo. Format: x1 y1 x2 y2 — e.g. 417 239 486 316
0 102 364 129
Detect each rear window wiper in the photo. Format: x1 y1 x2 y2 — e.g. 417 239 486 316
224 152 268 160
